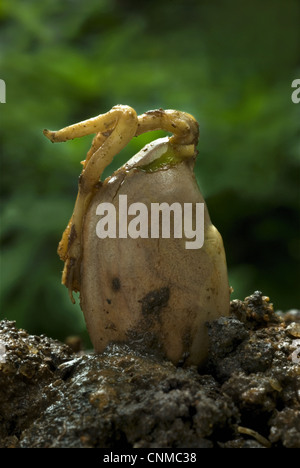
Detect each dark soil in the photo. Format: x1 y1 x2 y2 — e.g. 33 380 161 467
0 291 299 448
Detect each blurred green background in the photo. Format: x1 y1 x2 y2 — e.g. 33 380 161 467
0 0 299 343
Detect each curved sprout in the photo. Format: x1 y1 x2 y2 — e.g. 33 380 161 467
43 105 199 302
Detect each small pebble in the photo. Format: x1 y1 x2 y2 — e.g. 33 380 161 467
286 322 300 338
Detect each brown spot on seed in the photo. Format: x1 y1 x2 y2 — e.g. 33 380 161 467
140 287 170 315
112 277 121 291
105 321 117 331
68 224 77 248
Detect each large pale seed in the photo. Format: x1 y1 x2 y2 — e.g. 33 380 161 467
80 138 230 366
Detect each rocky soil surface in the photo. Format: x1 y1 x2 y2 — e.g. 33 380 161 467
0 291 299 448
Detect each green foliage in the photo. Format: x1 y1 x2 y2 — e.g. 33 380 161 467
0 0 299 342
